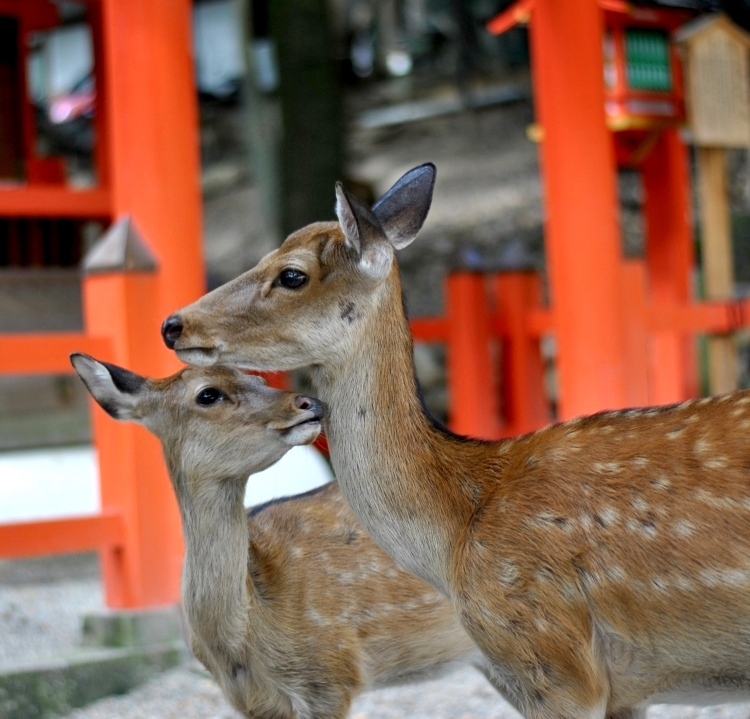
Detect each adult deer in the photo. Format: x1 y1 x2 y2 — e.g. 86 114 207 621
71 354 485 719
162 164 750 719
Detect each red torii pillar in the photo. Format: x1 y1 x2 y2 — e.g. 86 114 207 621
527 0 628 419
85 0 205 608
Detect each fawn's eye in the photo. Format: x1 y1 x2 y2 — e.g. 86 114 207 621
196 387 225 406
278 268 308 289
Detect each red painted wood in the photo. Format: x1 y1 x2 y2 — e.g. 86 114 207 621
0 513 125 559
0 334 113 374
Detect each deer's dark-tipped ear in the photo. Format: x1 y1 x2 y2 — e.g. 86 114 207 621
335 182 392 280
372 163 435 250
70 353 145 421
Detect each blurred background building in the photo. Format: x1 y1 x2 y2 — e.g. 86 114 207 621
3 0 750 451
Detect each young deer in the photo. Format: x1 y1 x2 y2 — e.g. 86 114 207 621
162 164 750 719
71 354 484 719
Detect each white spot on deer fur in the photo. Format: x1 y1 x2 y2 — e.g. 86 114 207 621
291 546 303 558
651 577 669 592
732 407 746 417
499 560 520 587
599 425 615 434
678 400 694 410
339 572 355 583
632 497 649 512
632 457 649 468
698 397 713 406
685 414 699 423
741 419 750 430
720 569 749 586
606 566 626 582
674 575 693 591
534 617 550 632
627 519 656 538
651 476 670 490
666 428 684 439
600 508 619 526
694 438 711 454
704 457 728 470
700 569 721 588
579 515 593 531
694 489 743 510
306 609 329 627
674 520 694 538
593 461 621 473
561 580 578 601
737 395 750 405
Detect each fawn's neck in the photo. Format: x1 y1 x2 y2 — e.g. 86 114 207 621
167 458 253 657
314 268 478 595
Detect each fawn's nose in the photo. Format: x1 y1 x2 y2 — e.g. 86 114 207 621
294 395 325 420
161 315 184 349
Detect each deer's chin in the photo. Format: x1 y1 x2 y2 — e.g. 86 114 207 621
175 347 220 367
279 420 322 447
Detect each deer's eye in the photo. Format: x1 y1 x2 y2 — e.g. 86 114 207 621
278 268 308 289
196 387 225 406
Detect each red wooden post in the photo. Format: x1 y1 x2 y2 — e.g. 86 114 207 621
97 0 205 378
82 219 184 608
530 0 628 419
641 129 697 403
620 259 651 407
446 272 501 438
493 272 550 436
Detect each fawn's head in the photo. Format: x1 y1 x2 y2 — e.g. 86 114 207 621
161 164 436 371
71 354 323 480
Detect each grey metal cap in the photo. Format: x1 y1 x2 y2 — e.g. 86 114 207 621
82 216 158 275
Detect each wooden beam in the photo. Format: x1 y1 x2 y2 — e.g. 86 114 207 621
0 187 111 218
0 333 113 374
0 513 125 559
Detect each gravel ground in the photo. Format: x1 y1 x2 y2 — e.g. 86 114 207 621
58 656 750 719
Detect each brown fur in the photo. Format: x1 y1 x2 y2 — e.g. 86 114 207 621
71 354 483 719
165 167 750 719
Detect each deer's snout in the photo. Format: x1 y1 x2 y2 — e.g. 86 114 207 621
295 395 325 421
162 315 184 349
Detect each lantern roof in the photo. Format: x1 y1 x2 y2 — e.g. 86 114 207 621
674 12 750 47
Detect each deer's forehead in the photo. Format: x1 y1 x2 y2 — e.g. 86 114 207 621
165 367 239 398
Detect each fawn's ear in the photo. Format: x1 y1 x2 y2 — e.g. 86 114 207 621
70 353 146 421
371 163 435 250
335 182 393 280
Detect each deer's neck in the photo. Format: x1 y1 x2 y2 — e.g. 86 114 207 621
168 460 253 658
315 270 477 595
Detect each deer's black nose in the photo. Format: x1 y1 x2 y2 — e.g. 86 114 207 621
161 315 183 349
294 395 325 421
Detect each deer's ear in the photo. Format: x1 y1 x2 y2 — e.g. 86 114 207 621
372 163 435 250
70 353 146 422
335 183 392 280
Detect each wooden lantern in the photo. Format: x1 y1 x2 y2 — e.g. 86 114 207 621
602 3 692 133
676 14 750 148
676 14 750 394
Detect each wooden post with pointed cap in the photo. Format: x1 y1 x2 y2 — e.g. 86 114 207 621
82 217 183 608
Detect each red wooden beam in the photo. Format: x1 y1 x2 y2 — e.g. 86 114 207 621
0 512 125 559
0 333 113 374
0 187 111 218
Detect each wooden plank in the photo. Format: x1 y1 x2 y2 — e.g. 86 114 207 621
697 146 738 394
0 513 125 559
0 187 111 218
0 333 113 374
